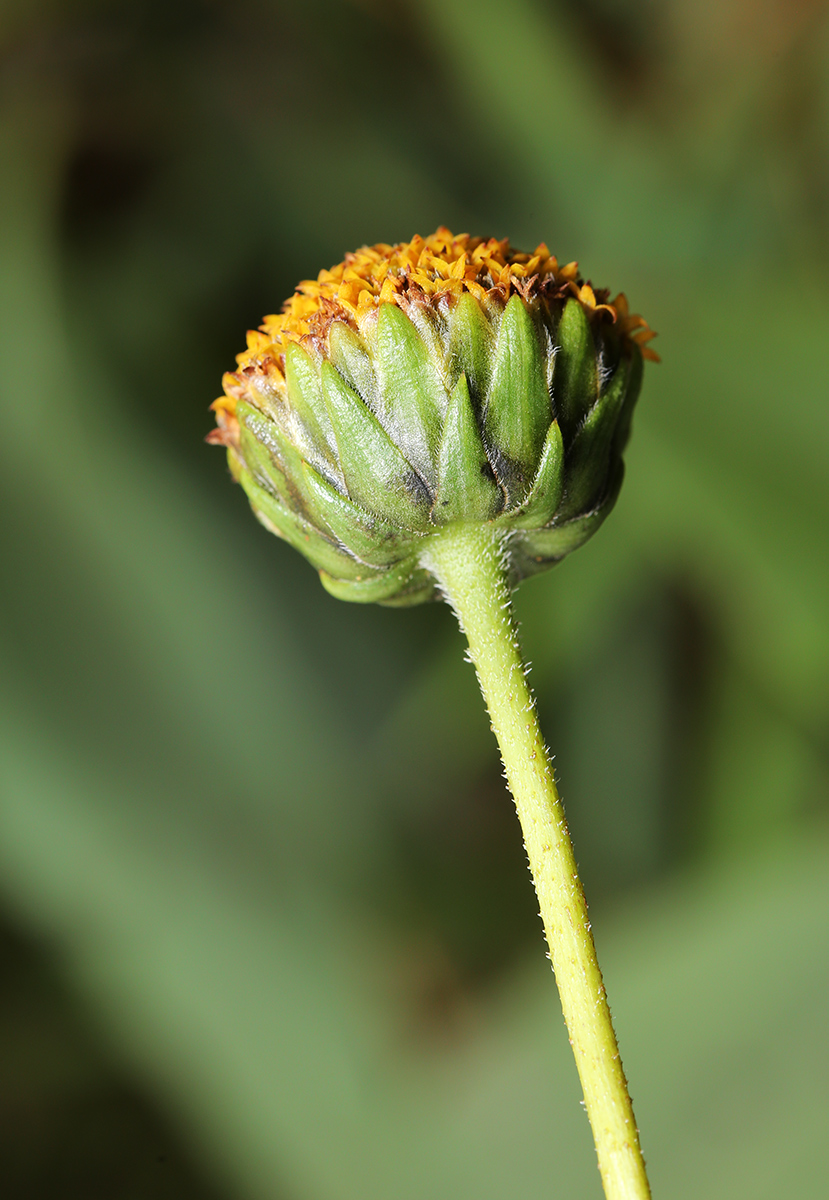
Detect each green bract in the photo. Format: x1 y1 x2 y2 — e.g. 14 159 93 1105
212 233 651 605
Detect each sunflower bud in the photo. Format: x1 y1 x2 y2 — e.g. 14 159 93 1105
209 228 656 605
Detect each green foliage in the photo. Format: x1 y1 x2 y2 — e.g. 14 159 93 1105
1 1 828 1197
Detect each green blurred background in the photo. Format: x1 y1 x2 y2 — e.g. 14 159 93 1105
1 1 828 1196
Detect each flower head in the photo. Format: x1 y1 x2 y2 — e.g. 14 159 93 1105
209 228 655 604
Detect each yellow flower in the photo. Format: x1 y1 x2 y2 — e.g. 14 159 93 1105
208 228 655 605
209 227 657 444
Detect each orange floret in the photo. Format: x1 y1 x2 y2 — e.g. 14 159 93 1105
213 228 657 421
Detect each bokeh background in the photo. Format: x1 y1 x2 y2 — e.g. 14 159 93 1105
2 1 828 1197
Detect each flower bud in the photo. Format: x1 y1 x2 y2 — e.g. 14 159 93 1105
209 229 656 605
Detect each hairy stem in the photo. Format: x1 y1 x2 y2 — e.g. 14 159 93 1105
422 522 651 1200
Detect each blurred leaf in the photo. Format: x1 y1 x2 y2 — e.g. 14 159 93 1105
2 681 827 1198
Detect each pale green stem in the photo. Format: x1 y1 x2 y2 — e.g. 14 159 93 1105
422 522 651 1200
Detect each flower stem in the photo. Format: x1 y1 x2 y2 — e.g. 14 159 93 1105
422 522 651 1200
